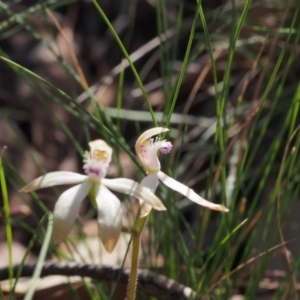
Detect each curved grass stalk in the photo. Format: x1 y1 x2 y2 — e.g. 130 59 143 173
91 0 157 127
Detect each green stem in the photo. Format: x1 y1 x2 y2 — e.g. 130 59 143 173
126 209 148 300
127 233 141 300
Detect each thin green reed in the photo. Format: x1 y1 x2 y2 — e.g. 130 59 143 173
92 0 158 127
164 4 199 129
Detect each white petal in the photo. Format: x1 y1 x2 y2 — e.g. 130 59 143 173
95 184 123 253
20 172 88 192
139 173 160 217
157 171 229 212
52 181 92 243
102 178 166 211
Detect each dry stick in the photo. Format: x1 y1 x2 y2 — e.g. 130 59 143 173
237 34 268 104
131 22 192 94
122 0 138 49
0 262 198 300
179 48 223 127
210 34 268 201
171 48 224 162
252 0 291 103
45 8 89 91
208 38 271 279
76 28 176 104
210 211 262 285
202 240 293 299
199 105 259 249
168 49 223 199
276 124 300 300
186 35 267 212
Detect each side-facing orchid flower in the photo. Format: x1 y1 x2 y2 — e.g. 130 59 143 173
135 127 229 217
20 140 166 253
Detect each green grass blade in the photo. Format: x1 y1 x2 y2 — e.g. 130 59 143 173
24 213 53 300
11 214 49 295
91 0 157 127
164 7 198 129
0 149 13 294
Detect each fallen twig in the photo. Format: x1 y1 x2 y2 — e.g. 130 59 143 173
0 262 199 300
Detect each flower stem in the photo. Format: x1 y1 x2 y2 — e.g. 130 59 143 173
126 209 148 300
127 233 140 300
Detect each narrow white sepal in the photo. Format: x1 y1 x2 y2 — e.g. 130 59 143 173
139 173 160 217
52 181 92 243
102 178 166 211
95 184 123 253
157 171 229 212
20 171 88 192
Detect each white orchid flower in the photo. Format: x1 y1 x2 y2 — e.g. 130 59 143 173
135 127 229 217
21 140 166 253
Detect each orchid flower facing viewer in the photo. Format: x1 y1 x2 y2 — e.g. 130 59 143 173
21 140 166 252
135 127 229 217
